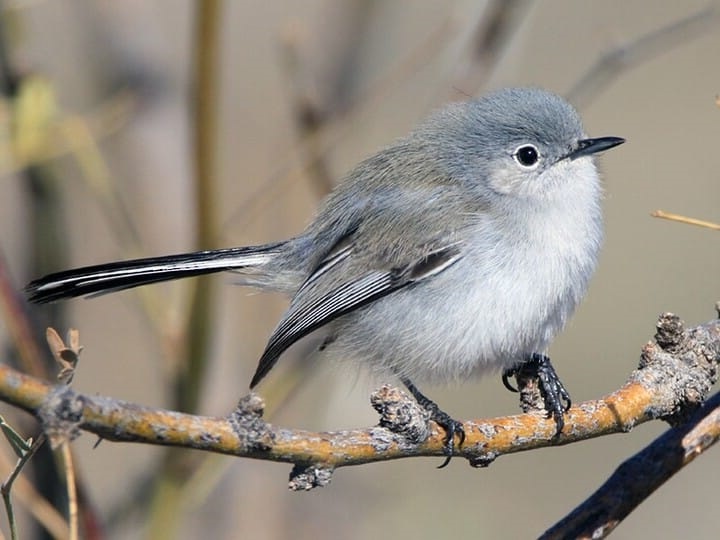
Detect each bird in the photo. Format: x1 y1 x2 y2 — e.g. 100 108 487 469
26 87 625 466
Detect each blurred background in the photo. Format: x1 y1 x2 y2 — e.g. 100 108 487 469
0 1 719 538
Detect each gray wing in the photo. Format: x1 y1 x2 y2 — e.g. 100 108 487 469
249 240 463 388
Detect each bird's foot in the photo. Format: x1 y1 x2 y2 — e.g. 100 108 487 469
502 353 571 437
401 378 465 468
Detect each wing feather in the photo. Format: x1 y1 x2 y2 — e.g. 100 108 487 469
249 242 462 387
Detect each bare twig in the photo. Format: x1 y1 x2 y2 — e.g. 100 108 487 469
0 443 69 539
280 28 337 196
58 443 77 540
651 210 720 231
223 13 457 234
147 1 223 537
0 250 45 375
447 0 529 97
0 253 84 538
567 7 719 108
45 328 81 540
1 435 46 540
183 0 221 415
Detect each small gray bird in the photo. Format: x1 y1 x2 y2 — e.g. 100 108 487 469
26 87 624 465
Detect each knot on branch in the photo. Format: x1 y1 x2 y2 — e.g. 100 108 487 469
468 452 499 468
654 312 685 352
370 385 430 444
512 368 545 415
38 386 85 448
636 314 720 426
288 463 334 491
228 393 274 451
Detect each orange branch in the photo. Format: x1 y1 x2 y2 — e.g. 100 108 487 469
0 315 715 492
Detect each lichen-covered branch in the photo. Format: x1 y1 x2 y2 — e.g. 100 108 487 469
0 314 717 493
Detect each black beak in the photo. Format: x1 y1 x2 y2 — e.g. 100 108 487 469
567 136 625 160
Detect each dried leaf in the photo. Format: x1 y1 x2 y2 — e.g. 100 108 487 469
45 327 82 384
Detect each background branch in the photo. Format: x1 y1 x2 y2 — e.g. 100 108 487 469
541 390 720 539
147 3 223 538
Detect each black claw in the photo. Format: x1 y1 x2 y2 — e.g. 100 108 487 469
401 378 464 467
529 353 571 436
507 354 572 437
432 412 465 469
501 368 519 393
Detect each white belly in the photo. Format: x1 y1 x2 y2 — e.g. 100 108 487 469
323 192 602 383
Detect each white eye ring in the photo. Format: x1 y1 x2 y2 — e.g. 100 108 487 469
512 144 540 169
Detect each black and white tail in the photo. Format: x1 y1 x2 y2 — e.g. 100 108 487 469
26 243 284 303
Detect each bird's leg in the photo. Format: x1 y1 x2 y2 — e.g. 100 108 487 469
501 353 571 436
400 378 465 468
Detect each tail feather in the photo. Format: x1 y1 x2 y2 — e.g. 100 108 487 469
26 243 283 303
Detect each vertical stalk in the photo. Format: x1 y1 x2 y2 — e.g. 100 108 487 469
148 2 221 538
0 6 76 538
178 0 221 413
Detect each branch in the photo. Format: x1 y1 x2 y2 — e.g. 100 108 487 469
651 210 720 231
566 6 719 108
541 390 720 539
0 314 717 491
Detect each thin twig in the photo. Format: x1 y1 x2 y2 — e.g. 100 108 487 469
651 210 720 231
0 441 69 539
59 443 77 540
445 0 529 97
1 435 46 540
0 250 45 375
182 0 221 414
148 1 223 538
45 328 81 540
223 14 457 234
567 7 719 108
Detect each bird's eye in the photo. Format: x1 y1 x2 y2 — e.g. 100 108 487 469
513 144 540 168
